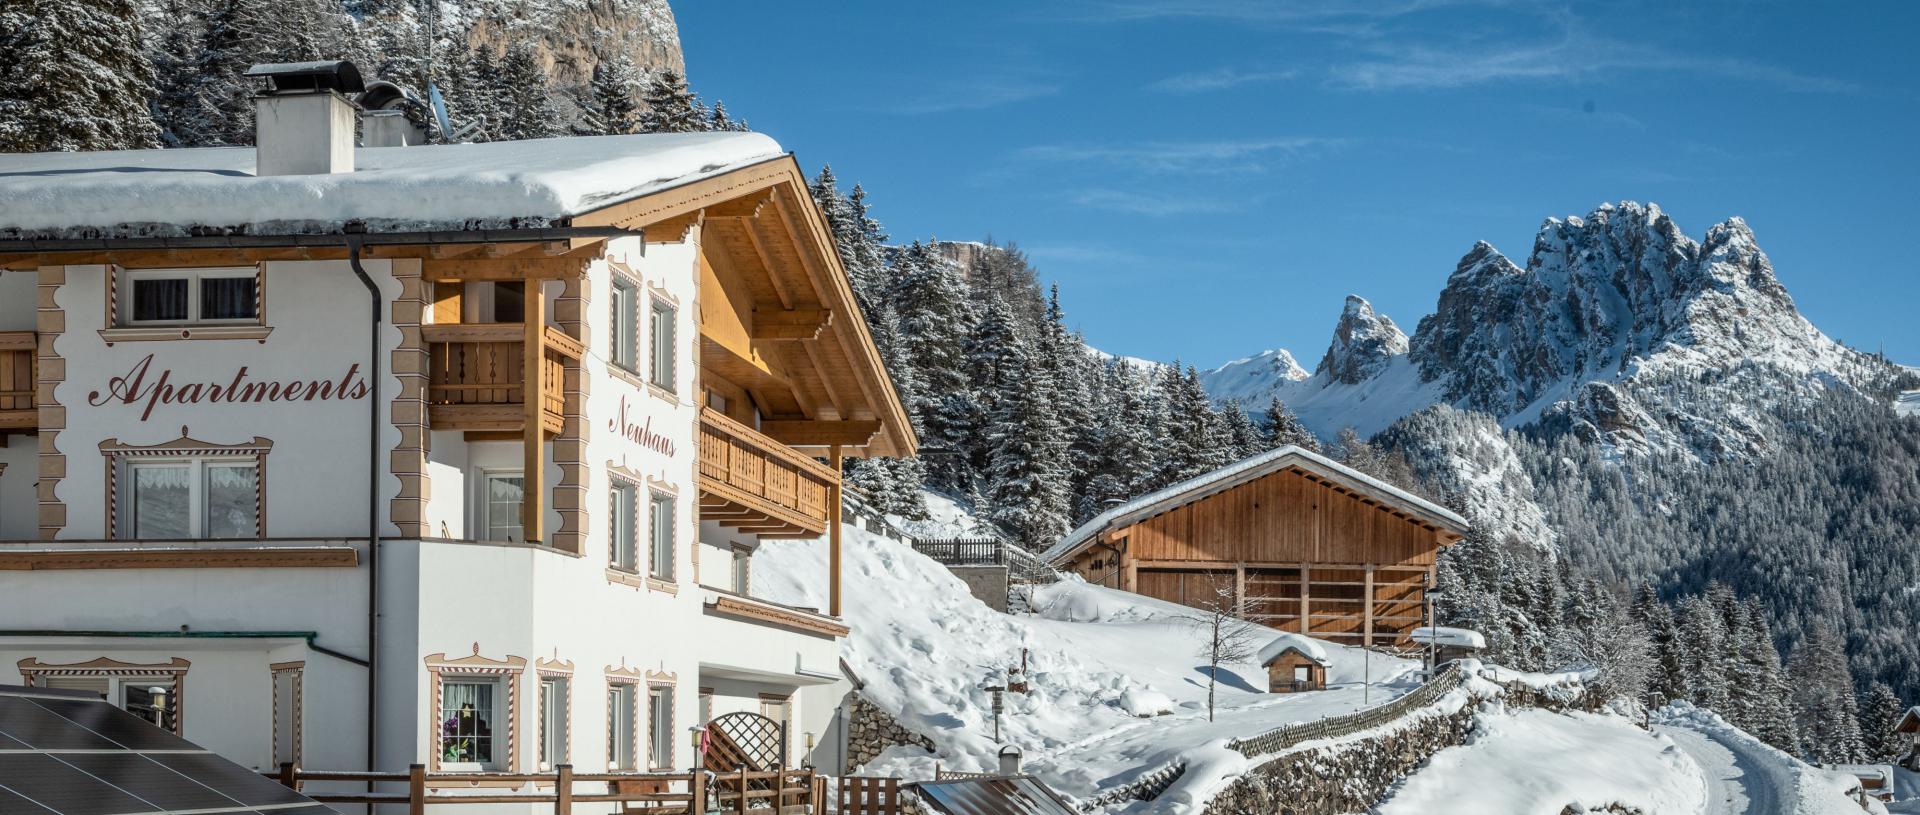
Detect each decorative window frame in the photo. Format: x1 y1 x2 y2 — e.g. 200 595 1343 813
647 293 678 399
100 430 272 541
18 656 191 735
647 488 677 586
604 664 644 772
645 677 675 771
608 264 642 377
271 661 304 768
608 475 639 574
425 650 527 773
535 658 574 772
101 264 272 343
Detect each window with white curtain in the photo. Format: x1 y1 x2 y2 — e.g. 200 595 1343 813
439 680 501 769
483 473 524 542
126 458 257 539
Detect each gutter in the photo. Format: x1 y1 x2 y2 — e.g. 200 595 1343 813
344 237 381 795
0 630 368 668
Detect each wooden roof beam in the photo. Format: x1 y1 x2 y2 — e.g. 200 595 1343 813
757 420 881 448
750 308 832 341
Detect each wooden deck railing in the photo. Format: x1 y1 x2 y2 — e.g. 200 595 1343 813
698 407 837 537
424 323 579 433
266 763 824 815
0 332 34 429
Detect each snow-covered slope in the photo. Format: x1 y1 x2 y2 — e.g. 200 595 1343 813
752 512 1416 807
1199 202 1907 460
1653 702 1879 815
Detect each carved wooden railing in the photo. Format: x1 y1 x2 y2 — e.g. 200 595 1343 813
0 332 35 430
698 407 836 537
265 763 824 814
424 323 579 433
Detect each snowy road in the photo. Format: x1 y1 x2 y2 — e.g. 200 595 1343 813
1655 722 1794 815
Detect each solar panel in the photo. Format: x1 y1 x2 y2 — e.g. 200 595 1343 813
0 685 332 815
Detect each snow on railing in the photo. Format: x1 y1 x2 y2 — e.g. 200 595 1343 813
1224 662 1466 758
1075 757 1189 812
841 493 917 546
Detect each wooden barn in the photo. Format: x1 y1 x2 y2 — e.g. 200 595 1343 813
1042 446 1469 647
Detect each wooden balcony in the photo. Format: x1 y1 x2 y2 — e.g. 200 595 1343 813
0 332 35 431
698 406 837 538
424 323 581 434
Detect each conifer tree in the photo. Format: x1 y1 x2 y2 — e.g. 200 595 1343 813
1790 625 1867 764
1676 594 1731 713
581 53 641 135
453 43 507 141
497 40 560 141
1629 584 1687 705
1860 681 1906 762
982 344 1071 550
1264 397 1320 452
1219 399 1262 460
1738 600 1801 754
637 69 703 133
0 0 161 151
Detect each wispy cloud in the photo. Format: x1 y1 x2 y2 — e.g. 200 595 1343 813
1067 189 1238 216
1064 0 1505 24
1018 137 1342 174
1323 23 1857 93
1144 67 1298 93
887 77 1062 115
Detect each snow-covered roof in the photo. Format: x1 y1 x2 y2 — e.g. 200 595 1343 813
0 132 784 240
1258 633 1330 667
1898 706 1920 731
1409 626 1487 650
1040 445 1470 564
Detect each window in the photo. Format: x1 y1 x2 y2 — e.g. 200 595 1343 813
539 677 568 770
125 458 257 539
647 687 673 770
45 676 180 733
1293 666 1311 683
125 268 258 325
610 277 638 371
759 696 789 731
272 667 302 767
609 479 637 571
730 547 750 594
648 492 674 581
439 680 501 769
650 299 676 391
483 473 524 542
607 682 637 770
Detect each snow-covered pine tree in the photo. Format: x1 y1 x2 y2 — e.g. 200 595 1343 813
1737 599 1801 754
708 101 747 132
1675 594 1731 713
497 40 560 141
982 342 1072 550
146 0 212 148
1079 360 1157 519
1148 364 1229 488
1789 625 1867 764
890 241 975 494
1629 584 1687 706
1263 397 1320 452
1860 681 1906 762
452 42 507 141
637 69 703 133
581 52 642 135
0 0 161 151
1219 399 1262 461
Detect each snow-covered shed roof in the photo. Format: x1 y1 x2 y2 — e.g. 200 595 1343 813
1258 633 1330 667
0 132 784 240
1898 706 1920 733
1409 626 1487 650
1040 445 1469 564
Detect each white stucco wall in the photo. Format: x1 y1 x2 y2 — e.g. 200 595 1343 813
0 436 33 538
0 270 35 331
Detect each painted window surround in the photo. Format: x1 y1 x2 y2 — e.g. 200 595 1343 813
100 264 272 343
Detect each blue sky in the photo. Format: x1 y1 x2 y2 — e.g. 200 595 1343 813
677 1 1919 369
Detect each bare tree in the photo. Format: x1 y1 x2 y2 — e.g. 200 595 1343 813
1180 575 1264 722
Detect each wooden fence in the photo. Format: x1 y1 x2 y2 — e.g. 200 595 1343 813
1225 662 1466 757
267 763 823 814
837 776 902 815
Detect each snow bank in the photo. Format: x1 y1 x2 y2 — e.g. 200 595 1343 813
1408 625 1487 649
752 506 1419 808
1377 708 1708 815
1654 702 1880 815
0 132 783 238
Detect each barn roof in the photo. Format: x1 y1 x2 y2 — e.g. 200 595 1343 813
1040 445 1469 564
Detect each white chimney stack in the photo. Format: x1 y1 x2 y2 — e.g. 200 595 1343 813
245 61 365 177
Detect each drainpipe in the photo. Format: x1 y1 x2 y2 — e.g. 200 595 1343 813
345 237 381 811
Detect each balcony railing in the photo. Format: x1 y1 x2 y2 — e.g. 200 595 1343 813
698 407 836 538
0 332 35 430
424 323 580 434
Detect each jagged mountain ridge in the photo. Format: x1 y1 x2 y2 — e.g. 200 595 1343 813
1199 201 1906 459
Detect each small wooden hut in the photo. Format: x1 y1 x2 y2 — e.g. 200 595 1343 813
1259 633 1330 693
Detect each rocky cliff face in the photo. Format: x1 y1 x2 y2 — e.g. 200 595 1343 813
1319 295 1409 385
459 0 684 88
1200 202 1905 460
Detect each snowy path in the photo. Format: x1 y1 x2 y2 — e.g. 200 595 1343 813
1655 722 1791 814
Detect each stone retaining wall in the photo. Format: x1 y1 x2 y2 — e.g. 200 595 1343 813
846 693 935 770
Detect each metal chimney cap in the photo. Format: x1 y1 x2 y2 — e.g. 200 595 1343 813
998 745 1023 756
246 60 365 96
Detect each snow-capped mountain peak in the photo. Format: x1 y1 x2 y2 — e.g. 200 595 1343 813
1318 294 1408 385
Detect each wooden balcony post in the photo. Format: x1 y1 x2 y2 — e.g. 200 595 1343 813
523 289 546 544
554 764 573 815
407 764 426 815
829 444 843 618
1363 563 1376 647
735 766 750 815
690 769 706 813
